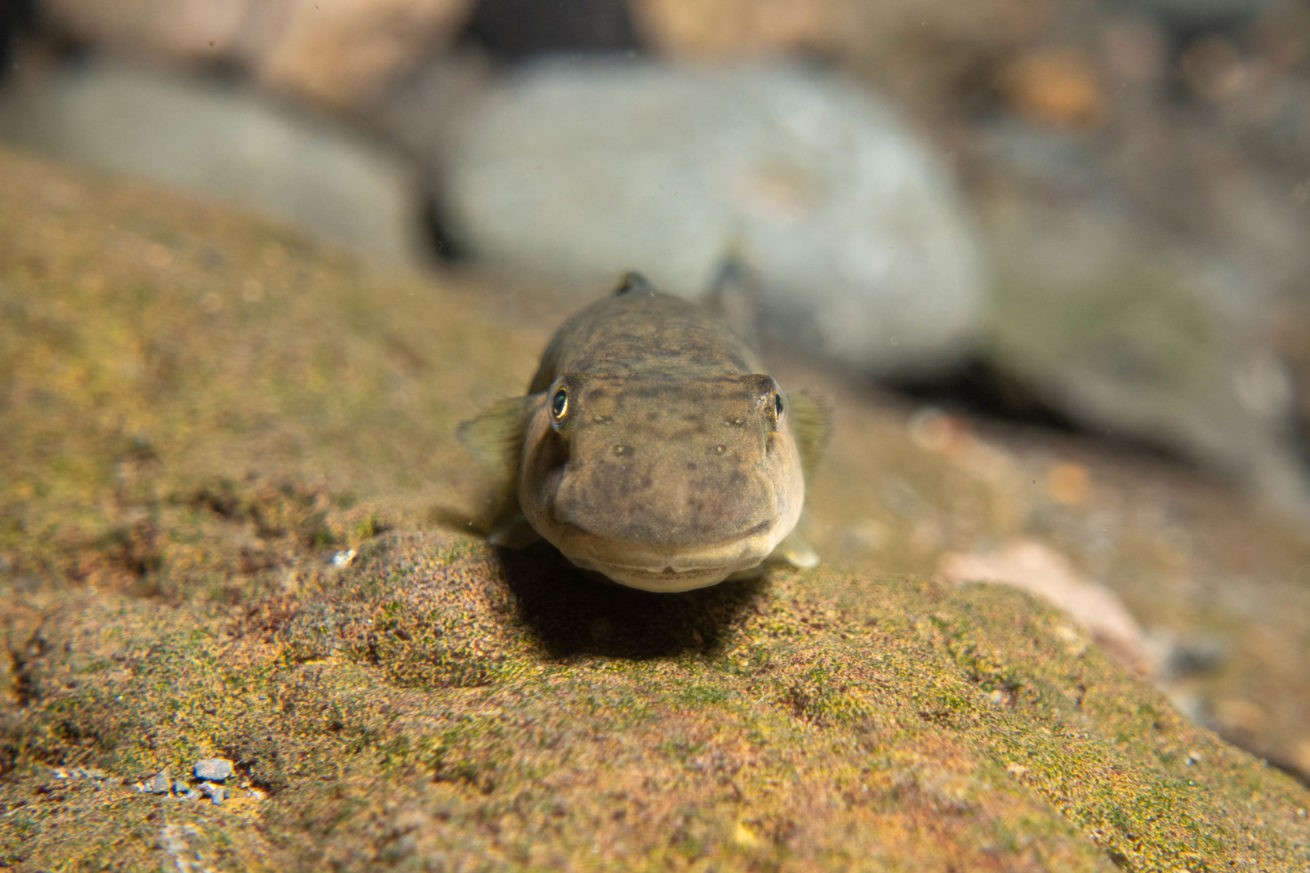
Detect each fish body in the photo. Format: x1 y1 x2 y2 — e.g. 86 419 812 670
460 273 827 593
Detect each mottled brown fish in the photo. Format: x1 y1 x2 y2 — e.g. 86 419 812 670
459 272 828 592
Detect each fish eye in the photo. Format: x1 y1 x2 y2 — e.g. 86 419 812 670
551 386 569 421
774 392 785 419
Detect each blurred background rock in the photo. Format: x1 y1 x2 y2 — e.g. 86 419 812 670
5 0 1307 512
2 0 1309 779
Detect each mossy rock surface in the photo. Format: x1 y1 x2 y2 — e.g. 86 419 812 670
2 147 1309 871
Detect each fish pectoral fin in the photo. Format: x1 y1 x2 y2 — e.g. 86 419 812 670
786 390 832 475
487 512 539 549
458 395 535 546
457 395 532 475
770 528 820 570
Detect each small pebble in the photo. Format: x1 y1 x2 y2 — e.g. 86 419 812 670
142 772 171 794
172 780 196 799
193 758 234 782
198 781 228 805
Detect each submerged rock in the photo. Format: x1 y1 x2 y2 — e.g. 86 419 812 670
979 188 1310 519
0 59 424 267
193 759 235 783
37 0 473 110
439 59 986 379
198 782 229 805
1 148 1308 870
140 772 171 795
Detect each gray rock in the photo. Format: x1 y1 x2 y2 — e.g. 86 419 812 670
1144 0 1276 27
980 190 1310 518
193 758 234 783
198 781 229 805
440 59 985 378
0 60 423 267
141 772 171 794
172 780 196 799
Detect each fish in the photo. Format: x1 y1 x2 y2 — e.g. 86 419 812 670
458 271 829 593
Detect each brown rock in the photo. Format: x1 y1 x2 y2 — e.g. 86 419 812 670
1001 46 1108 131
40 0 474 109
938 539 1150 674
254 0 474 108
41 0 254 62
632 0 845 57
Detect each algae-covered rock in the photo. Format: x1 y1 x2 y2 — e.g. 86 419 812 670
2 146 1309 871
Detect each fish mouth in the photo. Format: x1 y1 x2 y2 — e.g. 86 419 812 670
547 520 780 593
575 561 749 593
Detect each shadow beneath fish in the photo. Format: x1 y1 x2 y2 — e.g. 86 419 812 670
494 541 768 660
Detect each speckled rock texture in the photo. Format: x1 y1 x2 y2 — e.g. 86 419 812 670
2 147 1308 870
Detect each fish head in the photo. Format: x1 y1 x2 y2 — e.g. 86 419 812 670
518 372 806 592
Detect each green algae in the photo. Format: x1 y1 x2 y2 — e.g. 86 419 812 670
1 147 1309 870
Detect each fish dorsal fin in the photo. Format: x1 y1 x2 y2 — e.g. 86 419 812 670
770 524 820 570
614 271 654 296
704 251 765 351
786 389 832 476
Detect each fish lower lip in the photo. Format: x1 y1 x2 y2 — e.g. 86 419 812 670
556 519 774 563
571 556 749 593
589 559 721 577
544 520 781 592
